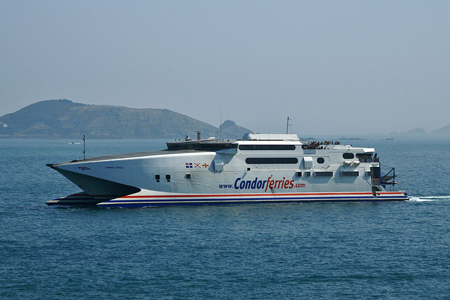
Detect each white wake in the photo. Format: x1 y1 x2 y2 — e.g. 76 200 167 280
409 196 450 202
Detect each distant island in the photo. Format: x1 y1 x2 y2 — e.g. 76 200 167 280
2 99 450 139
0 99 252 139
389 126 450 136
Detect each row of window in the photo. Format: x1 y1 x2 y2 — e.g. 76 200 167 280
238 146 368 160
238 146 375 163
296 171 361 177
155 174 192 182
345 153 375 162
245 157 326 164
245 157 299 164
155 174 171 182
245 155 373 164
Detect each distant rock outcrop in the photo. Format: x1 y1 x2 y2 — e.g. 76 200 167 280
431 125 450 135
402 128 428 135
0 99 252 139
219 120 249 140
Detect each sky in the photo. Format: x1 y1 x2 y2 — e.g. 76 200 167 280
1 0 449 136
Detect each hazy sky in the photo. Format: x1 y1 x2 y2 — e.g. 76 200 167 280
1 0 449 135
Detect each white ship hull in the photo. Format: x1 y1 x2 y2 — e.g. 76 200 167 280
47 133 408 208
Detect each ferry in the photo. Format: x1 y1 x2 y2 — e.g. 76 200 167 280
46 133 408 208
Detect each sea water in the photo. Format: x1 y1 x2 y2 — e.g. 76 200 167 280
1 137 450 299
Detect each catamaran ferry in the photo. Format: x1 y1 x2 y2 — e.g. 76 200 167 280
47 133 408 208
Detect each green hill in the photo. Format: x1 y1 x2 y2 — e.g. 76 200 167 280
0 99 251 139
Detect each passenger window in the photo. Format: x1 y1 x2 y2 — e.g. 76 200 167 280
246 158 298 164
343 153 354 159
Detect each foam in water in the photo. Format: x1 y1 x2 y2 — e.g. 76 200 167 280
409 196 450 202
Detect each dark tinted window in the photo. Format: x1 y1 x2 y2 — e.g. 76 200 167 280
341 171 359 176
239 145 295 150
357 153 373 162
317 157 325 164
343 153 354 159
245 157 298 164
315 171 333 177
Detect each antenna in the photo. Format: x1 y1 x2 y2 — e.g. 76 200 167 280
286 117 292 134
83 135 86 160
220 108 222 140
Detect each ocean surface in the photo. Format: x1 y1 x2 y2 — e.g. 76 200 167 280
1 137 450 299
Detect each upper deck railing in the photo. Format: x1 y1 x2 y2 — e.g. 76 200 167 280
301 141 341 150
